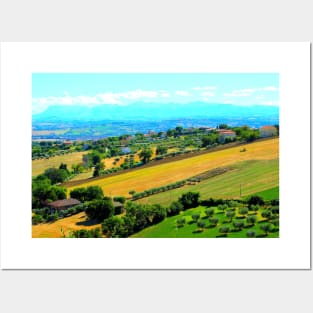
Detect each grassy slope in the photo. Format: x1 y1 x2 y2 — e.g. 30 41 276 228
137 159 279 206
32 151 87 177
67 138 278 197
32 212 101 238
131 206 279 238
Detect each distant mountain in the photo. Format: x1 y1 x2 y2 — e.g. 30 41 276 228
33 102 279 122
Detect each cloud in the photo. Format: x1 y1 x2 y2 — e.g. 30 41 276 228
192 86 216 91
201 91 215 97
259 101 279 106
175 90 191 96
224 86 279 98
262 86 279 91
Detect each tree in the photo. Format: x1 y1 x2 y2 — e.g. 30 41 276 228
246 230 256 238
102 216 125 238
233 220 244 231
93 162 104 177
191 213 200 223
260 223 272 236
205 208 215 218
167 201 183 216
86 186 104 200
139 148 153 164
176 217 186 227
239 207 248 217
247 195 265 207
149 204 167 224
219 226 230 236
246 215 257 225
156 145 168 155
59 163 68 171
226 209 235 222
85 198 114 221
261 210 272 221
113 196 126 204
197 221 205 231
44 167 69 184
178 192 200 210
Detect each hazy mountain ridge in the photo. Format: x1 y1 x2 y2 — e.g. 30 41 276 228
33 102 279 122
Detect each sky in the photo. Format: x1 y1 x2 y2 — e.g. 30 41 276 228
32 73 279 114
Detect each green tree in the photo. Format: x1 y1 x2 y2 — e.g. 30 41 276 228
219 226 230 236
167 201 183 216
246 215 257 226
139 148 153 164
178 192 200 210
191 213 200 223
205 208 215 218
85 198 114 221
246 230 256 238
247 195 265 207
226 209 235 222
156 145 168 155
260 223 272 236
176 217 186 227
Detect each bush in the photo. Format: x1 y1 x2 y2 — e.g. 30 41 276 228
176 217 186 227
167 201 183 216
32 214 44 225
85 198 114 221
178 192 200 210
247 195 265 206
246 230 256 238
204 208 215 217
191 213 200 222
246 215 257 225
239 207 248 216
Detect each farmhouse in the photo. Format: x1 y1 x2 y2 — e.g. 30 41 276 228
217 129 236 143
259 126 277 138
48 198 81 212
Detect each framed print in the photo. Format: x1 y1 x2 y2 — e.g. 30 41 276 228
0 42 310 269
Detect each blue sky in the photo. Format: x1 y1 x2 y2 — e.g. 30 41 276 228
32 73 279 114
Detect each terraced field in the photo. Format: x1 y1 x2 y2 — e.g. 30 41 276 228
65 138 278 198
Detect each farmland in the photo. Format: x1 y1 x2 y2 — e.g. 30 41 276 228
65 138 278 198
32 151 87 177
136 159 278 206
32 212 101 238
131 205 279 238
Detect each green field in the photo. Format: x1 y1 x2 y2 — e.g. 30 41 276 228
131 205 279 238
136 159 279 206
252 186 279 201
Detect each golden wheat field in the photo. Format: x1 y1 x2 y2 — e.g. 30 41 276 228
66 138 279 197
32 212 101 238
32 151 87 177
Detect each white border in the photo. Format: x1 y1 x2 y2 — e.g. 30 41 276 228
0 42 310 269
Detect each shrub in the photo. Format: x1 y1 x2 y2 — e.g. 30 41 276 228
233 220 244 230
204 208 215 217
239 207 248 216
167 201 183 216
209 217 219 226
246 215 257 225
219 226 230 235
191 213 200 222
246 230 256 238
176 218 186 227
260 223 272 235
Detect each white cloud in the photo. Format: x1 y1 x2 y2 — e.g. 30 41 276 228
259 101 279 106
201 91 215 97
175 90 191 96
262 86 279 91
192 86 216 91
118 89 159 100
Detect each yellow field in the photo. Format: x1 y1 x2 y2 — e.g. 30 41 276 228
66 138 279 197
32 151 87 176
32 212 101 238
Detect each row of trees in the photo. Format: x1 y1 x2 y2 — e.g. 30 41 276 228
101 192 200 237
